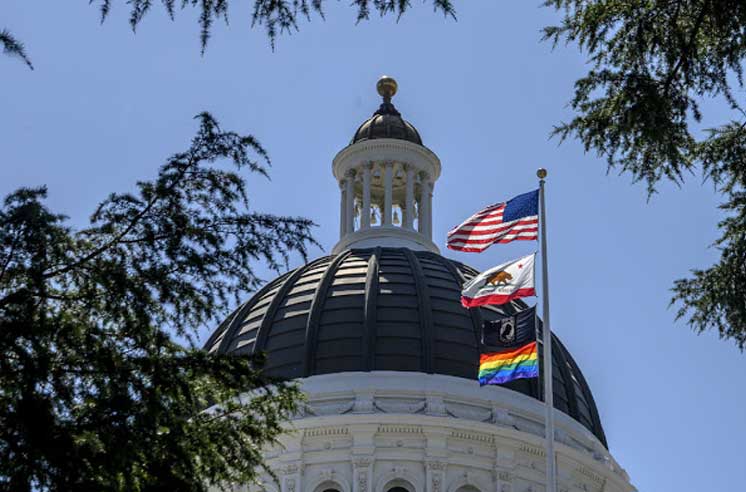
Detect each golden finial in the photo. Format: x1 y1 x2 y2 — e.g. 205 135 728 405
377 75 398 102
537 168 548 179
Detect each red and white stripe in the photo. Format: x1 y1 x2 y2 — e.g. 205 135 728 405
447 203 538 252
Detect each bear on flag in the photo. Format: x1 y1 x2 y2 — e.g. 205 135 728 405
461 253 536 308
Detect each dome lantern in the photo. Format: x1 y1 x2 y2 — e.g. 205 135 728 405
332 76 441 254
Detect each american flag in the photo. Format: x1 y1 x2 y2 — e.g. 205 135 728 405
447 189 539 252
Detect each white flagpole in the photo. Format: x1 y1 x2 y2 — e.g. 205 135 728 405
537 168 556 492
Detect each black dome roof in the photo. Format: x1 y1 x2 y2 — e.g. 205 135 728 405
204 248 607 447
351 100 423 145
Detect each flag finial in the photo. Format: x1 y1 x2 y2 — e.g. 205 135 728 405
537 168 547 179
377 75 398 103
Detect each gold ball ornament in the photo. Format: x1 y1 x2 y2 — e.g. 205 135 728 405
536 168 548 179
377 76 398 99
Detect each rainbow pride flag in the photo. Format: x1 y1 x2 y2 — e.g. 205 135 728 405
478 341 539 386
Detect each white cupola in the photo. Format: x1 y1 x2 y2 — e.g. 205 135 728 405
331 76 441 255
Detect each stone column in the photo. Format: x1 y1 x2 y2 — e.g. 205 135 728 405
495 471 513 492
383 162 393 226
361 163 372 229
280 463 303 492
339 180 347 239
426 461 447 492
495 447 515 492
352 456 374 492
418 172 431 237
345 169 356 234
404 164 415 230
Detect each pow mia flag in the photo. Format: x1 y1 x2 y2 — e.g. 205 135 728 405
482 306 538 350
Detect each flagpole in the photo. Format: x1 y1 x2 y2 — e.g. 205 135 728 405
537 168 556 492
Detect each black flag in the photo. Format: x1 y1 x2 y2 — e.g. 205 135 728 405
482 306 538 350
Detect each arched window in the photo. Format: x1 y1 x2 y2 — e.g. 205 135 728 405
456 487 480 492
313 481 343 492
382 477 416 492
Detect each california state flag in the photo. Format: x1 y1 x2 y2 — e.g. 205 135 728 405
461 253 536 308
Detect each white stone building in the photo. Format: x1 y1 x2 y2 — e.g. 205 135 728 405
204 77 635 492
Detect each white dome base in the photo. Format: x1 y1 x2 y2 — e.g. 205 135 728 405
232 372 635 492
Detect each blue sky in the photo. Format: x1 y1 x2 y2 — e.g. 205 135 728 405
4 2 745 490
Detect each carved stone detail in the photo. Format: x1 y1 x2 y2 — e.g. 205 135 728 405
432 473 442 492
320 468 335 481
426 395 447 416
352 457 372 469
357 470 368 492
375 399 426 414
492 407 516 427
353 392 375 413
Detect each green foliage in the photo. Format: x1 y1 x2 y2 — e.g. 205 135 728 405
544 0 746 348
0 113 317 491
1 29 33 69
92 0 456 51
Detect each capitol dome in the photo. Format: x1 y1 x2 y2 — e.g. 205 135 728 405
204 248 607 446
206 77 634 492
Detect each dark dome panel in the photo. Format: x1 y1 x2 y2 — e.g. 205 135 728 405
204 248 608 448
351 101 423 146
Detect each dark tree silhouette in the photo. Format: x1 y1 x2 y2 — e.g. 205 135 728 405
1 29 32 69
0 113 318 491
544 0 746 349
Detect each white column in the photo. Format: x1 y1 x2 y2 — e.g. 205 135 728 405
495 447 515 492
418 172 431 238
426 461 447 492
361 163 372 229
339 180 346 239
352 456 373 492
382 162 393 226
426 180 434 238
404 164 415 230
345 169 356 234
280 463 302 492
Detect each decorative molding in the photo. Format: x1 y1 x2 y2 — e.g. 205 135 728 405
445 403 491 422
333 138 441 182
331 223 439 255
280 463 301 475
308 400 355 416
449 430 494 444
304 426 350 438
353 392 376 413
426 395 447 416
492 407 516 427
377 424 423 434
519 444 545 458
375 398 426 414
352 457 373 469
575 466 605 485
